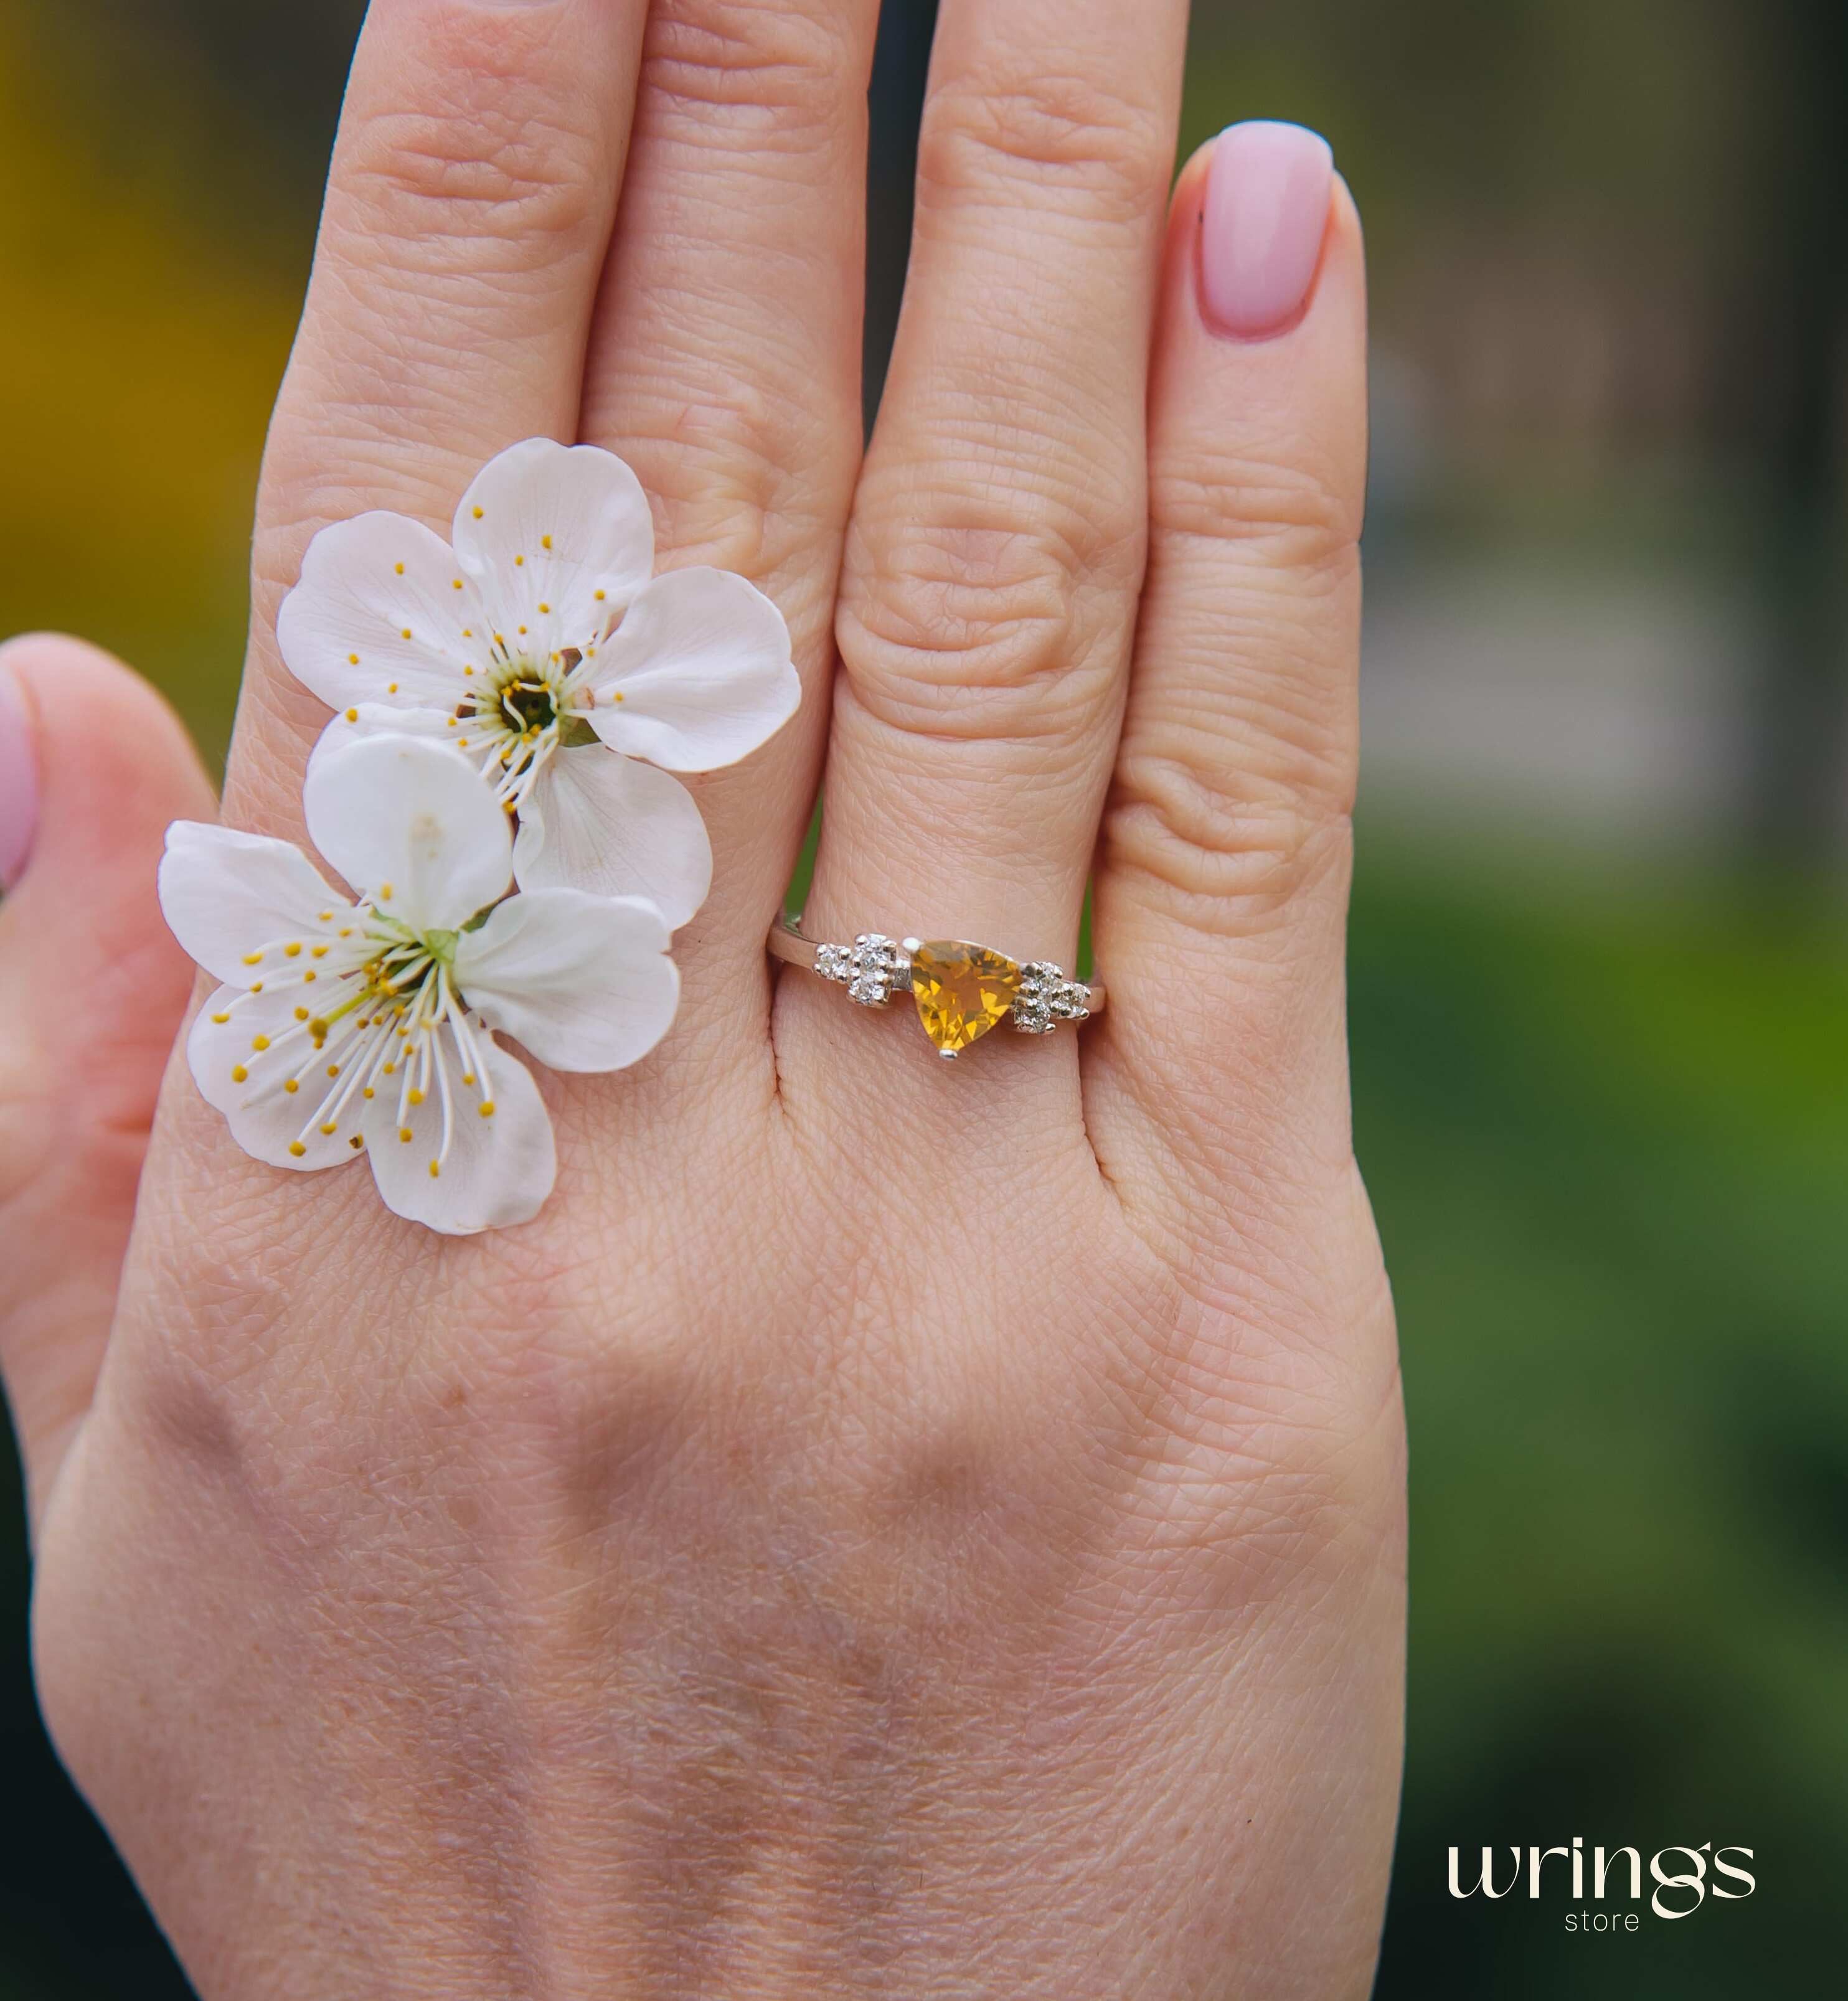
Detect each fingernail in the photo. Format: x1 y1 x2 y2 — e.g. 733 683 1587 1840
0 663 39 889
1199 121 1334 339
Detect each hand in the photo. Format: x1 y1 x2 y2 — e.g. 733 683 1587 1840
0 2 1399 1994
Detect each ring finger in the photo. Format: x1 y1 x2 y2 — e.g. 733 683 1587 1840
791 0 1189 1092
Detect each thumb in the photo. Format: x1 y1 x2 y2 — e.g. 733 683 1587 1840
0 634 216 1535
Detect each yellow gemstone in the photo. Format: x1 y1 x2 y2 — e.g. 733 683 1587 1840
909 941 1019 1056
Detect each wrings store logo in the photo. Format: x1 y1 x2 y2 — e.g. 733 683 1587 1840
1447 1840 1755 1931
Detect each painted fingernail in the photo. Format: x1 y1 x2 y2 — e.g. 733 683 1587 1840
0 662 38 889
1199 121 1334 339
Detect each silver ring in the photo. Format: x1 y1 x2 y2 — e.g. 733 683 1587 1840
768 915 1104 1060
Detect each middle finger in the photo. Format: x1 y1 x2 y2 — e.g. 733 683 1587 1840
576 0 881 1052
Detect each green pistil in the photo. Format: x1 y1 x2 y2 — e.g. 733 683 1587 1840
501 679 557 733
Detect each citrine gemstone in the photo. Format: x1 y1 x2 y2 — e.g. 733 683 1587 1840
910 940 1020 1055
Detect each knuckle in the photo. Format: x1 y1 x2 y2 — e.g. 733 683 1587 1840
1151 447 1362 576
341 97 602 272
920 62 1172 223
837 476 1143 742
613 376 819 582
642 1 855 141
1106 750 1353 931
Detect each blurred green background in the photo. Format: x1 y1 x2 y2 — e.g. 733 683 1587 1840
2 0 1844 1993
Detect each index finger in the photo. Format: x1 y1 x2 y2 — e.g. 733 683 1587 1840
228 0 648 834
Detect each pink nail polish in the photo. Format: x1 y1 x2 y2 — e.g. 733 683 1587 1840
0 667 38 889
1199 121 1334 339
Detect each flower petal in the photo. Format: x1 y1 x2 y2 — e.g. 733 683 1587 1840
512 747 712 931
361 1025 555 1235
308 702 464 775
187 982 369 1171
452 438 654 651
453 888 678 1073
582 567 798 771
160 822 351 987
276 512 488 713
303 735 512 930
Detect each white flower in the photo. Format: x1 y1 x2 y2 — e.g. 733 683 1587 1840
158 735 679 1236
276 437 799 930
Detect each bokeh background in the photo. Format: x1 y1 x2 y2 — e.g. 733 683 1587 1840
2 0 1844 1993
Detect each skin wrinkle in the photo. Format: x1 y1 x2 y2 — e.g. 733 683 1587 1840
1119 666 1359 804
1105 781 1355 923
1144 660 1360 785
917 60 1177 222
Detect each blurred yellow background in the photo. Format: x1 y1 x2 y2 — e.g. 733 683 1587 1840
2 1 1844 1995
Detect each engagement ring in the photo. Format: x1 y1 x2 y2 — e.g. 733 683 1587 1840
769 916 1104 1059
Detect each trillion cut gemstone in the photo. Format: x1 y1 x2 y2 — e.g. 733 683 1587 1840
909 941 1021 1055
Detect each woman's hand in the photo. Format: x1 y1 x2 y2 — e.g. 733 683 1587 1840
0 2 1399 1994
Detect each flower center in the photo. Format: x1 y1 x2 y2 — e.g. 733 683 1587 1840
221 910 499 1178
498 676 559 735
448 644 596 818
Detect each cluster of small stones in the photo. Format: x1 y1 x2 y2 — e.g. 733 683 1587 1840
1012 961 1090 1034
816 933 912 1007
